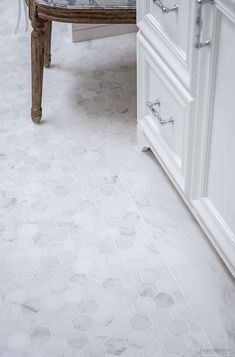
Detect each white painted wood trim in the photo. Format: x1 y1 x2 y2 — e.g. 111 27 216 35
137 0 235 277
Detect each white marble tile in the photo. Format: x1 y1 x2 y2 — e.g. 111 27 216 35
100 117 235 355
132 190 218 267
101 131 169 196
0 1 232 356
132 189 235 354
173 260 235 353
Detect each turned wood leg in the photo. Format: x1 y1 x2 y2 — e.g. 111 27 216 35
31 18 46 123
44 21 52 68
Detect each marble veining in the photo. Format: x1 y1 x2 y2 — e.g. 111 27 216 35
0 1 234 356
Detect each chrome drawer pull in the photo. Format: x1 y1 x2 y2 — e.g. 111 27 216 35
152 0 178 14
147 100 174 126
194 0 214 49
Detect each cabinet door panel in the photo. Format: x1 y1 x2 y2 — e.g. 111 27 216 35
137 0 198 91
138 0 191 61
148 0 189 59
137 34 193 189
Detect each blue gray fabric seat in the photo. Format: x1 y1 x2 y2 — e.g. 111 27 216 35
36 0 136 9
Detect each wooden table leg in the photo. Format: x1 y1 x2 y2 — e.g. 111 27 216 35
44 21 52 68
31 17 46 123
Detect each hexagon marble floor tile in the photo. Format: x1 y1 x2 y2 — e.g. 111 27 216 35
0 2 234 357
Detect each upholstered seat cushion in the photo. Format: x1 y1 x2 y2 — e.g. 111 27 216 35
36 0 136 9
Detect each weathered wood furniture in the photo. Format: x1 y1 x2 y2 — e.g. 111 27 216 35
26 0 136 123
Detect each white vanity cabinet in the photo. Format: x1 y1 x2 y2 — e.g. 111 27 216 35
137 0 235 276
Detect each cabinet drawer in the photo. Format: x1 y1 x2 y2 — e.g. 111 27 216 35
142 0 192 62
138 34 193 187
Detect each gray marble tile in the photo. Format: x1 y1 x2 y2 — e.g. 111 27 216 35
104 337 127 355
130 315 151 331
